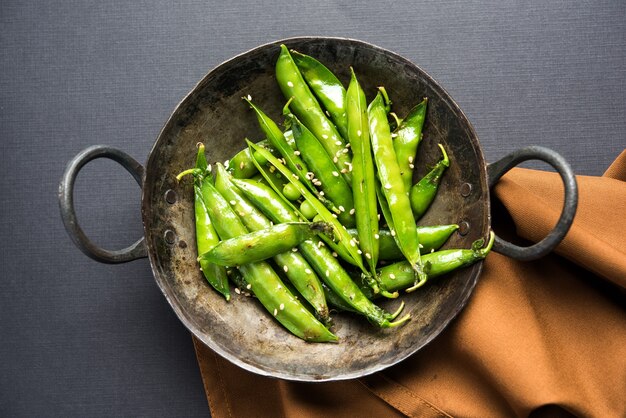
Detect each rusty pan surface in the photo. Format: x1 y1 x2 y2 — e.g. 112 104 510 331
141 37 490 381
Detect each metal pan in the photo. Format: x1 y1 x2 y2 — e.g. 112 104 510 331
59 37 577 382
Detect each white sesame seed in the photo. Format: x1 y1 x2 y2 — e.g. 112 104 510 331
294 150 301 156
292 173 298 179
283 265 289 273
246 283 252 289
322 134 328 139
273 308 278 316
207 164 212 173
391 133 398 138
331 213 337 218
365 252 371 259
341 168 347 173
224 159 230 168
280 303 285 310
389 273 396 280
391 230 396 236
345 143 351 148
338 205 345 212
247 94 252 101
384 183 392 189
332 252 338 257
292 247 298 252
335 140 342 146
357 249 362 254
319 191 324 196
418 244 423 248
350 239 357 247
333 156 338 163
349 208 356 215
276 284 282 290
408 156 414 163
409 164 415 169
305 268 312 274
357 130 362 137
342 148 349 154
235 288 241 294
325 270 330 277
287 81 294 87
332 171 339 177
377 214 381 220
374 233 380 239
325 110 331 116
240 161 245 170
229 200 237 205
431 248 435 253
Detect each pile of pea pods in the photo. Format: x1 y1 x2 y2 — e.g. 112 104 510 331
177 45 494 343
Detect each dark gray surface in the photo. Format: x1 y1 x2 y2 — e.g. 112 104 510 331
1 1 624 416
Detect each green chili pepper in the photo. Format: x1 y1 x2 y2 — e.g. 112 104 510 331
348 224 459 260
394 98 428 193
410 143 450 219
275 45 351 180
287 111 355 227
213 163 330 322
368 90 426 286
196 175 336 342
378 231 495 293
346 68 380 282
232 178 409 327
291 49 349 140
176 144 230 301
198 221 331 266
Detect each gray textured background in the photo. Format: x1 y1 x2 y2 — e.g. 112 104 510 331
1 1 624 416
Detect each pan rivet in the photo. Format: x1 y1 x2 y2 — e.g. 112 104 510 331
164 229 176 245
460 183 472 197
178 240 187 249
165 189 177 204
458 221 470 236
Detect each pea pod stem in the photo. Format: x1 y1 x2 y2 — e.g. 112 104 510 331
410 143 449 220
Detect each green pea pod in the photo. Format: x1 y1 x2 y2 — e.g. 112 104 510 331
394 98 428 193
410 144 450 219
229 139 292 179
275 45 351 181
290 49 349 140
247 141 368 277
288 112 355 227
378 231 495 293
198 222 331 266
176 144 230 301
368 91 426 286
348 224 459 260
213 164 330 323
346 68 380 281
232 178 409 328
198 176 336 342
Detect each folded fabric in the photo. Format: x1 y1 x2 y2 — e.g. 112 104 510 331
193 150 626 418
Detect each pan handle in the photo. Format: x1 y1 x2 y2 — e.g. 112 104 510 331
487 145 578 261
58 145 148 264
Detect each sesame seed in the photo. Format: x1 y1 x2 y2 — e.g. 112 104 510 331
305 268 312 274
292 173 298 179
365 252 371 259
229 200 236 205
333 156 338 163
418 244 423 248
269 166 276 173
319 191 324 196
331 213 337 218
224 159 230 168
389 273 396 280
273 308 278 316
431 248 435 253
239 161 245 170
349 208 356 215
384 183 392 189
341 168 347 173
287 81 294 87
207 164 212 173
246 283 252 289
322 134 328 139
345 143 351 148
294 150 301 156
391 133 398 138
279 303 285 310
247 94 252 101
391 230 396 236
235 288 241 294
342 148 349 154
276 284 282 290
357 249 362 254
332 171 339 177
408 156 414 163
409 164 415 169
374 233 380 239
338 205 345 212
317 240 324 247
350 239 357 247
238 211 246 217
357 130 362 136
292 247 298 252
283 265 289 273
325 110 331 116
377 214 381 220
335 140 342 146
325 270 330 277
332 252 338 257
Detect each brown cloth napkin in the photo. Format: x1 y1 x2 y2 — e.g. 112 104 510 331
192 151 626 418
